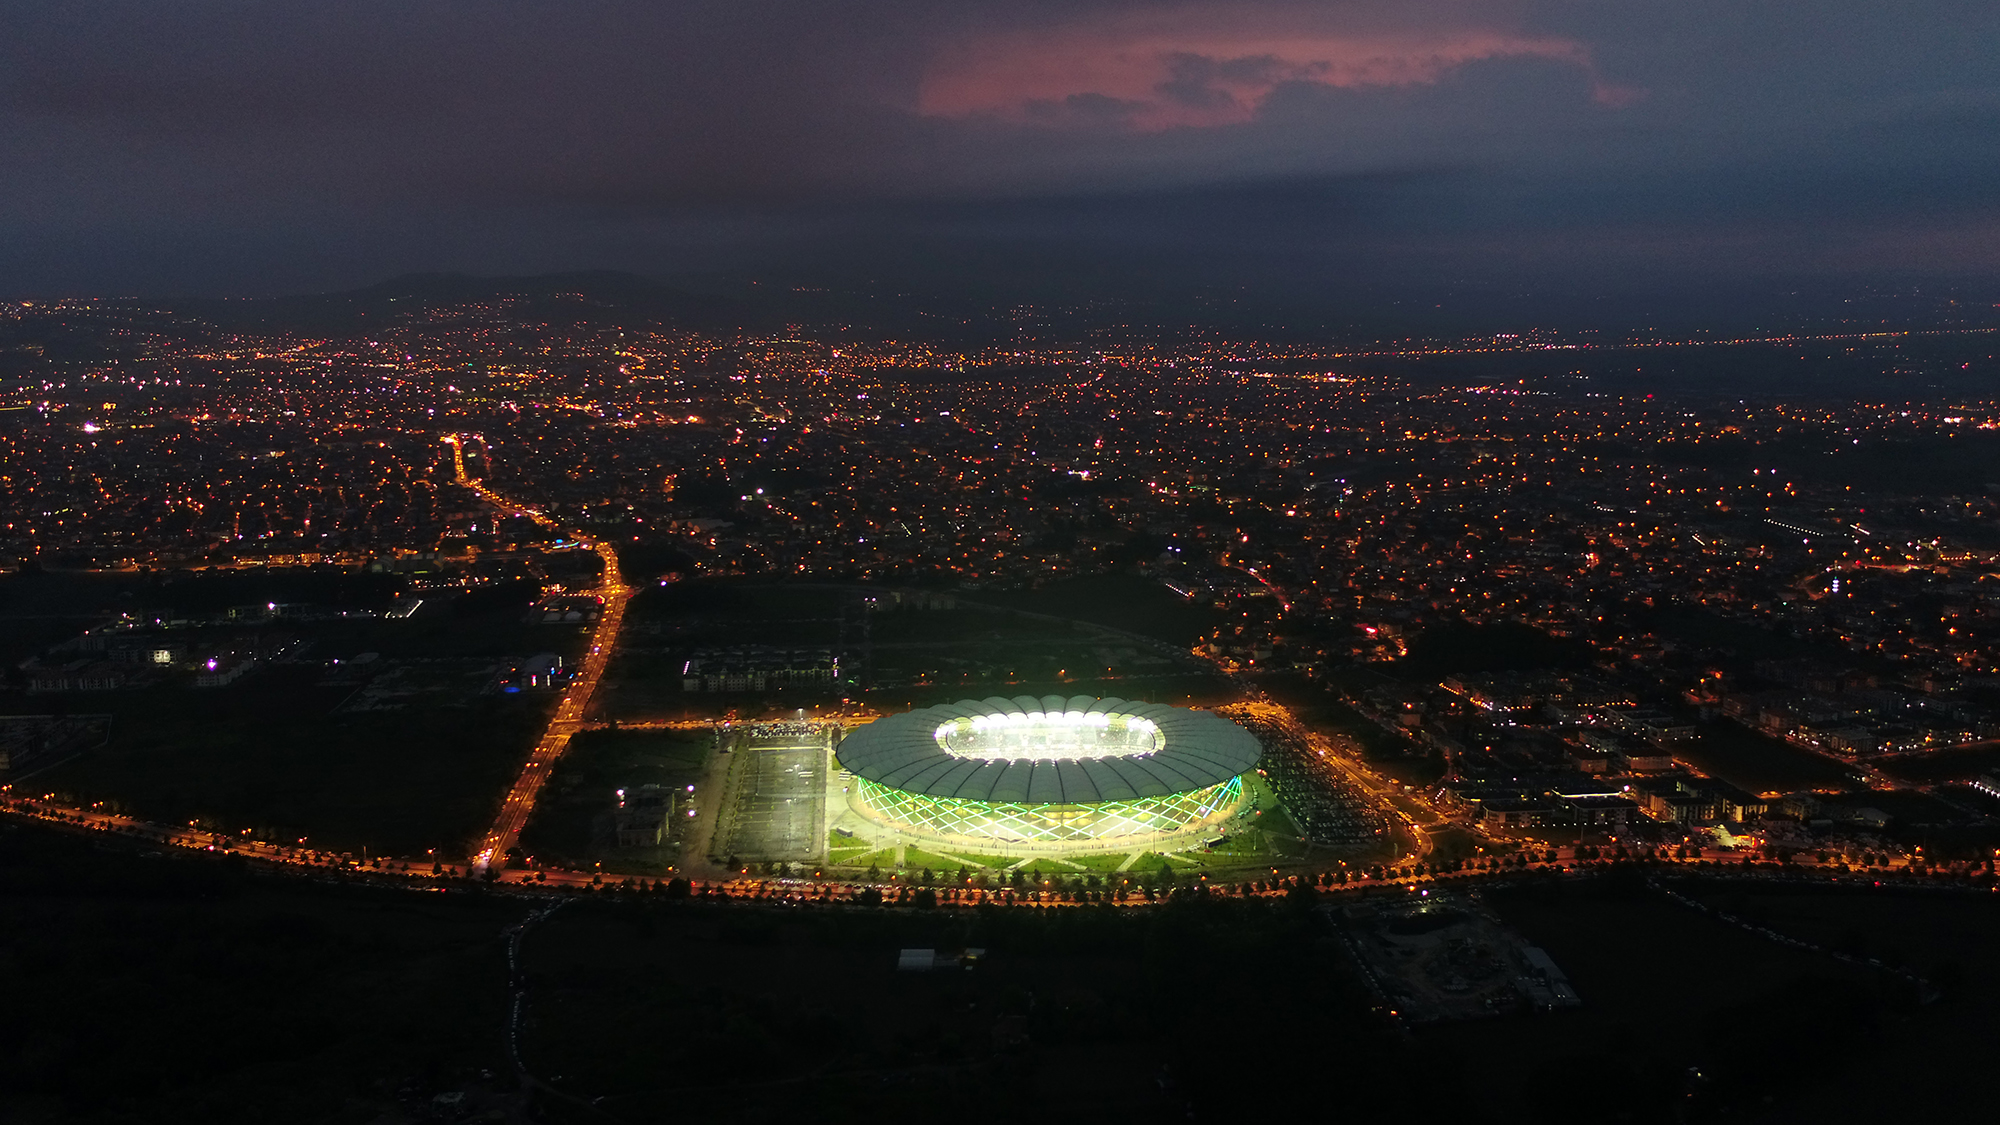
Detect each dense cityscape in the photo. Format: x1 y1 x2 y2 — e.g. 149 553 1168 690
5 281 2000 1118
9 2 2000 1121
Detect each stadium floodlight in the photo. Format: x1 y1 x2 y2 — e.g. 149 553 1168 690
837 695 1260 853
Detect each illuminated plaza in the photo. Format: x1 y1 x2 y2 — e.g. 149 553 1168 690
836 695 1261 856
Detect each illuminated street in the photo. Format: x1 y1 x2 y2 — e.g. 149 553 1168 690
446 435 635 875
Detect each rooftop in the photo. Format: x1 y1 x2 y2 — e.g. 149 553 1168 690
837 694 1260 803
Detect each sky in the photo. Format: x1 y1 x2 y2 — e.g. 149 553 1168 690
3 1 1998 322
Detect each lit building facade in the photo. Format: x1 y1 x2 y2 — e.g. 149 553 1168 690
836 695 1260 854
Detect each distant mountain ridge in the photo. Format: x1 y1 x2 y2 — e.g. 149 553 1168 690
167 270 754 335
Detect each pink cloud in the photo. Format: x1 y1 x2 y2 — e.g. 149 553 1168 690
921 17 1612 130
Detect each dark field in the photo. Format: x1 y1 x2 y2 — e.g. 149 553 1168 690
514 892 1373 1124
4 590 583 857
973 573 1221 645
0 826 514 1125
1427 872 2000 1122
1641 605 1829 663
1674 720 1864 794
12 670 555 856
1395 621 1598 678
1877 743 2000 784
598 578 1232 722
516 728 712 872
10 820 2000 1125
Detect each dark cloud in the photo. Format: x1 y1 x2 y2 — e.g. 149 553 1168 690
0 0 1996 310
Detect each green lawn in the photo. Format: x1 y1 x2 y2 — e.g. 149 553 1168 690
1048 852 1140 873
830 848 896 872
889 848 1023 870
1255 803 1303 836
941 851 1028 870
898 847 969 873
1199 832 1271 858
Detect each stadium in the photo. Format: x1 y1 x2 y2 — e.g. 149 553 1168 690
836 695 1261 855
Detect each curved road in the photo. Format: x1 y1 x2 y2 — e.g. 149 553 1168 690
445 434 633 874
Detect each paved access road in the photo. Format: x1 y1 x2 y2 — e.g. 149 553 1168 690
444 435 635 874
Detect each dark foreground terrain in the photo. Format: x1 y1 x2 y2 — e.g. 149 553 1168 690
4 822 1999 1125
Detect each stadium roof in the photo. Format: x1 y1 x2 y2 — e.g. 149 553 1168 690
836 695 1260 803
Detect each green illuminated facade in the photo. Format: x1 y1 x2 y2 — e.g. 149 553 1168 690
855 774 1244 847
836 695 1261 854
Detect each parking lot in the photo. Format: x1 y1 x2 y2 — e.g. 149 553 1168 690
714 744 825 862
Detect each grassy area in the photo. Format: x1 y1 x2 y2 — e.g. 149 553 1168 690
0 826 516 1125
1677 720 1862 794
882 673 1237 712
1257 803 1302 836
17 669 554 857
1640 606 1828 665
516 888 1377 1121
1395 622 1597 679
942 851 1030 870
26 813 2000 1122
1195 832 1270 858
515 729 711 873
835 849 896 871
1260 675 1423 762
897 847 969 873
1878 744 2000 784
1417 873 2000 1119
826 839 874 858
1 585 588 858
974 574 1221 646
600 578 1232 719
1049 852 1139 873
1425 825 1483 864
1263 833 1311 860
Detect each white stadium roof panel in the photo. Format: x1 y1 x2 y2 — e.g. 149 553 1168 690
836 696 1259 801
